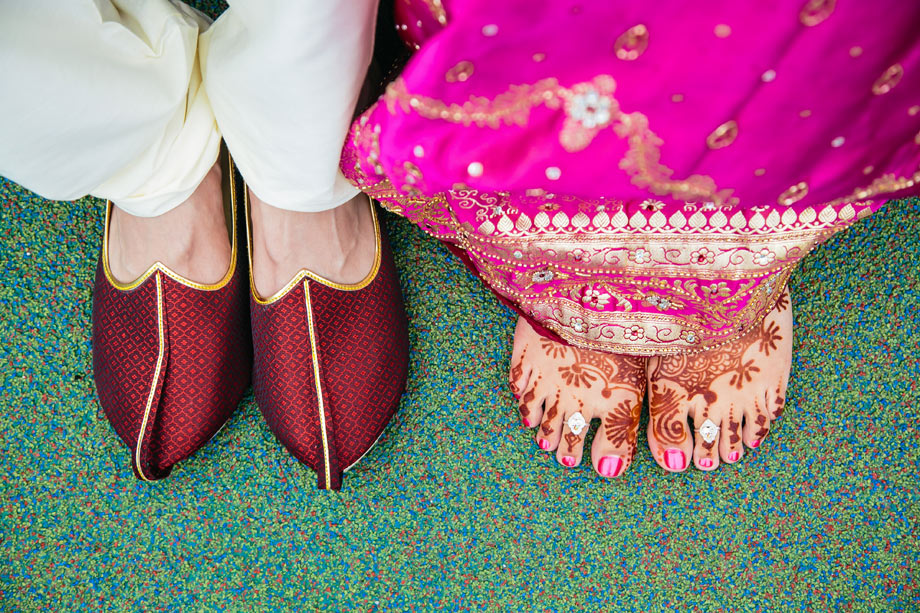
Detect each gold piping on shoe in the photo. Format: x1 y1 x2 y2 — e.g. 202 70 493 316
134 271 166 482
101 153 239 292
304 280 332 488
344 430 385 472
246 190 383 305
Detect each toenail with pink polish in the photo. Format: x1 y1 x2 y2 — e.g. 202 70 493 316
538 438 550 450
728 450 740 462
522 418 531 428
598 455 623 477
699 458 713 468
665 448 686 471
750 439 761 448
561 456 576 467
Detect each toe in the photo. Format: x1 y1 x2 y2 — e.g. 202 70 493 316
647 380 693 473
518 374 546 429
767 288 793 420
770 383 787 421
691 411 720 471
591 396 642 478
769 359 791 421
556 401 589 468
719 407 744 464
743 394 772 450
509 345 533 400
535 391 564 451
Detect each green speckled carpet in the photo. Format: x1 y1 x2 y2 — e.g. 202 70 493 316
2 177 919 610
1 3 919 608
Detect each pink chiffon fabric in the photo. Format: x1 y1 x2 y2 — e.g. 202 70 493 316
342 0 920 356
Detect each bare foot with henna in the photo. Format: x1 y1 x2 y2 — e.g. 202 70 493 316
645 290 793 472
509 318 647 478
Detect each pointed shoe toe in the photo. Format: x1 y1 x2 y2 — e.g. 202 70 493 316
91 155 251 480
249 197 409 490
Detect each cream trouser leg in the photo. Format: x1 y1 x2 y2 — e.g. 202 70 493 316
0 0 376 216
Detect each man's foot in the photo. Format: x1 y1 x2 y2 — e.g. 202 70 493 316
645 290 793 472
107 162 230 285
248 190 376 297
509 318 647 478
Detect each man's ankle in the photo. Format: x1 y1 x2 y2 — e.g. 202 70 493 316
248 191 375 295
106 164 230 285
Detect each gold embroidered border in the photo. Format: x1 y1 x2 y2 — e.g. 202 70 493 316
345 96 912 355
382 75 732 205
353 173 875 354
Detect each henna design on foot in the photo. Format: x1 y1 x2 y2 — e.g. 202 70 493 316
510 316 649 478
773 392 786 420
509 350 525 397
649 384 688 446
520 376 539 413
518 404 530 421
643 288 792 472
775 292 790 312
754 412 770 439
564 432 581 453
542 394 559 436
540 338 569 360
604 400 640 447
558 363 598 388
758 320 783 356
729 359 760 389
727 411 741 445
649 314 784 401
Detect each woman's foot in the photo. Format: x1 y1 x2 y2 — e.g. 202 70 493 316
107 162 230 285
645 290 793 472
509 318 647 478
248 190 376 297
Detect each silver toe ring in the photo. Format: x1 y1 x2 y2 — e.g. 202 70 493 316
566 412 587 435
698 419 719 444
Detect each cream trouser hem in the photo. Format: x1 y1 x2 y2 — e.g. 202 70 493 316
0 0 377 216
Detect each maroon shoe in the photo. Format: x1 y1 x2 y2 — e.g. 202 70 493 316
247 192 409 490
92 154 251 481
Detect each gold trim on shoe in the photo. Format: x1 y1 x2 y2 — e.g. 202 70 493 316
101 153 239 292
134 271 166 482
344 430 385 473
245 189 383 305
303 280 333 489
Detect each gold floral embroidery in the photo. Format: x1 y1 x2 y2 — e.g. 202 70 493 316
445 61 474 83
560 77 616 152
706 120 739 149
613 112 736 205
799 0 836 26
777 181 809 206
613 25 649 61
831 170 920 203
382 75 735 206
346 98 904 356
349 177 871 356
872 64 904 96
384 76 560 128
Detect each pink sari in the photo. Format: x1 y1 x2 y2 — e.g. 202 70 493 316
342 0 920 355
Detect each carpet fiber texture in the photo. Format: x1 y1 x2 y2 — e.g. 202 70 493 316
1 3 919 607
2 177 918 610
